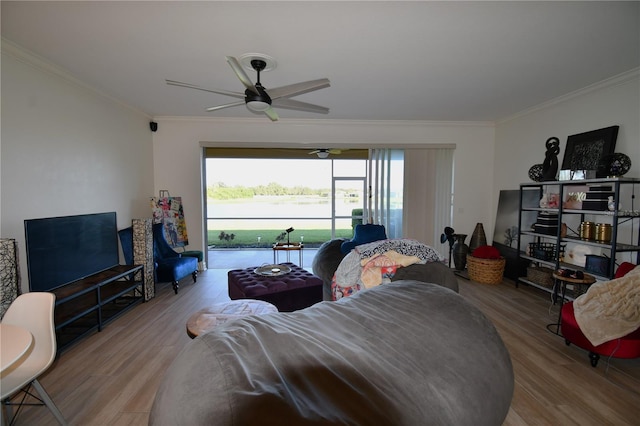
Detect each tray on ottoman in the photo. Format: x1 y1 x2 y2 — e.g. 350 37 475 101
228 263 323 312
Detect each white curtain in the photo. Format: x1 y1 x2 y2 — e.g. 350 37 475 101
402 148 454 247
433 148 455 246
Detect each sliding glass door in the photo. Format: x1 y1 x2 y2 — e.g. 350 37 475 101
332 177 367 240
202 146 453 255
203 148 368 248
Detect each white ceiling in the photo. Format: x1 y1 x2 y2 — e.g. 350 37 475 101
2 1 639 122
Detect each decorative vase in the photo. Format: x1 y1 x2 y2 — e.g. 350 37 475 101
452 234 469 271
468 223 487 253
539 194 549 208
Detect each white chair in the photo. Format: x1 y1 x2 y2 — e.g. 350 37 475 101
1 292 68 425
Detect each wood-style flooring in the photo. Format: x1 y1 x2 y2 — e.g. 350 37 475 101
8 268 640 425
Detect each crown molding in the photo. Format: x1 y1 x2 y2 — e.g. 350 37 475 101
497 67 640 125
1 37 151 119
152 115 494 128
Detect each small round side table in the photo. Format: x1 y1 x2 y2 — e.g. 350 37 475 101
186 299 278 338
549 271 596 335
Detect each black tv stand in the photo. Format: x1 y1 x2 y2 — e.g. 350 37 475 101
51 264 144 353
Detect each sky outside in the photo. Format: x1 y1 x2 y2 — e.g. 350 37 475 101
206 158 366 189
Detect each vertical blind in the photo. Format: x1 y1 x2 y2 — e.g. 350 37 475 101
401 148 454 247
368 149 405 239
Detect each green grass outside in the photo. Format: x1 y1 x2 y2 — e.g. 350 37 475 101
209 228 354 248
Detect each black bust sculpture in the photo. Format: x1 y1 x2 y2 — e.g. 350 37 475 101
541 137 560 181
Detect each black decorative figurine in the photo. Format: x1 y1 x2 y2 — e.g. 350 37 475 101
541 137 560 181
285 227 294 245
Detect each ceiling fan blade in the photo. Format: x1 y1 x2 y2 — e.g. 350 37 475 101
205 101 246 112
272 98 329 114
166 79 244 99
267 78 330 100
264 107 279 122
226 56 259 95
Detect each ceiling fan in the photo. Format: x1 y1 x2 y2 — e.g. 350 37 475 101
166 54 330 122
308 148 345 158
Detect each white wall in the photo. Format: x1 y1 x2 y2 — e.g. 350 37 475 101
493 70 639 257
1 43 155 292
151 118 496 257
494 70 639 188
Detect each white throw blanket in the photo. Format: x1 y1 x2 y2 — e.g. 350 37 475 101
333 239 443 290
573 265 640 346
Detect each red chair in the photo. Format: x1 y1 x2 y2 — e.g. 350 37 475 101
560 262 640 367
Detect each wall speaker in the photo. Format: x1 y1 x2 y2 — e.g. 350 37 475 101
149 121 158 132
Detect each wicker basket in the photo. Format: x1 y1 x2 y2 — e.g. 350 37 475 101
467 255 506 285
526 266 554 288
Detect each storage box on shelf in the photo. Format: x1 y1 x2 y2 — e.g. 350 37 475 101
534 212 559 235
582 185 614 211
527 241 566 262
517 177 640 299
526 265 554 289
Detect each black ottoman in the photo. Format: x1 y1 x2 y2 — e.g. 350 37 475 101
228 263 323 312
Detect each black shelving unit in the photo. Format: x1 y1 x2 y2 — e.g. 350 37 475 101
51 264 144 352
517 177 640 296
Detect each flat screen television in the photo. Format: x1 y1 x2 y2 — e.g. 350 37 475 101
25 212 120 292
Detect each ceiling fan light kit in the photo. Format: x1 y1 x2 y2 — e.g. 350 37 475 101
166 53 330 122
309 148 347 158
246 101 271 112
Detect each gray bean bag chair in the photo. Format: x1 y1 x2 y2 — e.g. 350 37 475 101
312 238 348 300
150 280 513 426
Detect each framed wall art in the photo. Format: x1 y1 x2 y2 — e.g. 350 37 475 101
150 193 189 248
560 126 619 178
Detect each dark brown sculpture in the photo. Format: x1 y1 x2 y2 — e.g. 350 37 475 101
542 137 560 181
